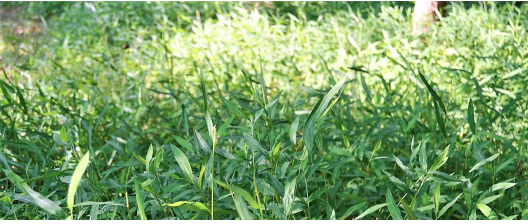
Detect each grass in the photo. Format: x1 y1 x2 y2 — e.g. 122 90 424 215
0 1 527 220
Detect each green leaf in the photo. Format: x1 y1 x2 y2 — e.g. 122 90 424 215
133 153 147 166
382 170 413 196
469 153 500 173
495 156 515 174
205 111 215 144
290 116 300 145
355 203 387 220
433 182 441 217
53 133 68 147
386 188 402 220
195 130 211 153
477 203 491 217
0 149 11 171
152 146 164 171
134 178 147 220
164 201 211 214
283 177 297 217
400 199 417 220
479 195 502 205
271 141 281 163
215 180 260 209
303 74 348 151
491 182 516 192
340 202 366 220
216 116 234 138
243 134 270 160
173 135 196 156
393 155 411 176
233 193 253 220
67 152 91 217
468 99 476 134
430 145 450 172
198 162 206 189
170 144 194 183
164 201 188 207
438 193 462 218
3 169 67 218
433 101 447 137
145 144 153 175
418 71 447 114
60 126 70 143
501 215 517 220
219 94 247 119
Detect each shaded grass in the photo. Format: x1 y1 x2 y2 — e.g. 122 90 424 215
0 1 527 220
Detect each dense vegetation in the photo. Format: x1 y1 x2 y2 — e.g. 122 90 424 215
0 1 527 220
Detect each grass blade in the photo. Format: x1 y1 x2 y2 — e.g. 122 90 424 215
418 71 447 114
134 178 147 220
429 145 450 172
438 193 463 218
433 101 447 137
469 153 500 173
491 182 516 192
164 201 211 214
400 199 417 220
433 182 441 218
170 144 194 183
145 144 153 175
340 202 366 220
233 193 253 220
304 73 348 151
283 177 297 218
215 180 260 209
3 169 67 218
60 126 70 143
386 188 402 220
173 135 196 156
243 134 270 160
290 116 300 145
67 152 91 218
355 203 387 220
468 99 476 134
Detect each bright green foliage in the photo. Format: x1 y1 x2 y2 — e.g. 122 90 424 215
0 1 527 220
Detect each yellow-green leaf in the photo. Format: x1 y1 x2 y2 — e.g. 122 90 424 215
67 152 91 216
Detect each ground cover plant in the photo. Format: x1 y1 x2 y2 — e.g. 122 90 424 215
0 1 527 220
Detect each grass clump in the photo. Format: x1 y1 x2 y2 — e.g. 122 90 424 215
0 1 527 220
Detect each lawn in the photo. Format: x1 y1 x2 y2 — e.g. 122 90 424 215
0 1 527 220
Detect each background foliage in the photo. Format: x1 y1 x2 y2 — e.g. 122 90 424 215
0 1 527 220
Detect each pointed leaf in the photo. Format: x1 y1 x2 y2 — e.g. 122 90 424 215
3 169 67 218
134 178 147 220
173 136 195 154
438 193 462 218
355 203 387 220
430 145 450 172
234 193 253 220
491 182 516 192
170 144 194 183
433 182 441 217
215 180 260 209
67 152 91 215
469 153 500 173
386 188 402 220
60 126 70 143
468 99 476 134
418 71 447 114
303 74 348 151
290 116 300 145
340 202 366 220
